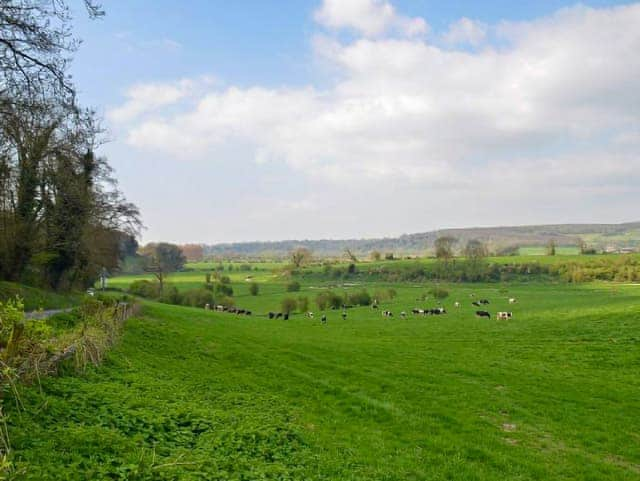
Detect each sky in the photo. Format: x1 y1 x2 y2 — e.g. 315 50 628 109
70 0 640 244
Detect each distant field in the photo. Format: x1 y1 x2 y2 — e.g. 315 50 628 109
107 253 640 294
8 280 640 480
517 246 580 256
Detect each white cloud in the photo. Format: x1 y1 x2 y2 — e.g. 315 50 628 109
442 17 487 46
111 2 640 205
107 77 216 123
314 0 428 37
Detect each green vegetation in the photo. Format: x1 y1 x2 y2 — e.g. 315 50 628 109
0 281 81 311
4 280 640 479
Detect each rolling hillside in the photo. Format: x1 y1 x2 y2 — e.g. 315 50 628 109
204 222 640 258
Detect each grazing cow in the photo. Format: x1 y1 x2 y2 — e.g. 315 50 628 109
216 305 225 312
382 310 393 317
245 311 252 316
472 301 481 307
479 299 490 305
412 308 420 315
454 302 460 308
475 310 491 318
321 314 327 324
228 307 237 314
237 309 246 315
508 298 517 304
275 312 283 319
428 307 446 315
400 311 407 318
496 311 513 320
284 313 289 321
268 312 275 319
372 304 379 309
307 311 314 318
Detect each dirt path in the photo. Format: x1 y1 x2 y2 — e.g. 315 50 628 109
25 308 73 320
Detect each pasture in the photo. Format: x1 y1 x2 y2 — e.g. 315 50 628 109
6 272 640 480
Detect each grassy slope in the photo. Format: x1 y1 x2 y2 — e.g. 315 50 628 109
0 281 80 311
7 282 640 480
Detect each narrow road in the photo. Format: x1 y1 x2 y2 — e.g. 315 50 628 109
25 308 73 320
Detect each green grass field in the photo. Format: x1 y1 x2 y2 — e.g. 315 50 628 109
6 274 640 480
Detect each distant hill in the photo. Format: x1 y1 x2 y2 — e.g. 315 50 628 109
203 222 640 258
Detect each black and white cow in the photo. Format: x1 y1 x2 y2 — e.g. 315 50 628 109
475 310 491 318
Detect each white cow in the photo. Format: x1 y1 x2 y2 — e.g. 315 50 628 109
496 312 513 320
509 298 517 304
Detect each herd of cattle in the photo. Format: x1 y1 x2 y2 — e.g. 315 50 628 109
205 296 517 322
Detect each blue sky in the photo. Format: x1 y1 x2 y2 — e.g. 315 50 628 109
68 1 640 243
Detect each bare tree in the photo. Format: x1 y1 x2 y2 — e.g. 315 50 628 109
434 236 457 261
291 247 312 268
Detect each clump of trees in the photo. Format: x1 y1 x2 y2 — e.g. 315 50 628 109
249 282 259 296
0 0 140 290
179 244 204 262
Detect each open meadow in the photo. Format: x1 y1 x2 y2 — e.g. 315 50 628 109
6 259 640 480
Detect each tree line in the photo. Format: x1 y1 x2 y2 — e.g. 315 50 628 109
0 1 141 290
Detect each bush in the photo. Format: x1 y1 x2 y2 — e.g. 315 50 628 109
216 296 235 308
315 291 343 310
249 282 259 296
298 296 309 312
281 297 298 314
214 283 233 297
347 289 371 306
373 288 397 302
128 280 161 299
181 288 214 308
428 286 449 300
286 281 301 292
347 263 357 274
158 285 182 305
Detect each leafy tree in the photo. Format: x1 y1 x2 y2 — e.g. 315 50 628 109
547 239 557 256
249 282 259 296
370 250 381 261
291 247 312 268
141 243 186 293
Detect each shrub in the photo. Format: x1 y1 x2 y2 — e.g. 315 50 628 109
249 282 259 296
286 281 301 292
216 296 235 308
347 263 357 274
348 289 371 306
214 283 233 297
315 291 343 310
128 280 161 299
297 296 309 312
158 286 182 305
181 288 214 308
428 286 449 300
281 297 298 314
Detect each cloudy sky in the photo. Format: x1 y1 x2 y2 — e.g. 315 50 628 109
71 0 640 243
